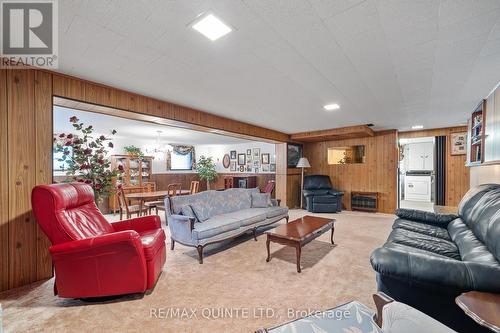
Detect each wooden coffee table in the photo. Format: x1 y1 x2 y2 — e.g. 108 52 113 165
456 291 500 332
265 215 335 273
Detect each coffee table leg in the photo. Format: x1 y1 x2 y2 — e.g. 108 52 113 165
296 244 302 273
331 224 335 245
266 237 271 262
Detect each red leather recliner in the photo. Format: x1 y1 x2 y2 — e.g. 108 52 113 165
31 183 166 298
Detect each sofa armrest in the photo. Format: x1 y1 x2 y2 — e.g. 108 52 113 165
271 199 281 206
381 300 457 333
327 190 344 196
168 214 195 244
370 247 500 294
395 208 457 226
112 215 161 233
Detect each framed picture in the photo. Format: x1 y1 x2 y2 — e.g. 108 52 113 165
252 148 260 158
262 165 270 172
270 164 276 172
246 149 252 156
230 150 237 160
239 165 244 172
287 143 303 168
261 153 270 164
253 160 260 166
254 167 260 173
247 155 252 163
238 153 246 165
246 164 252 172
222 154 230 168
450 132 467 155
230 161 236 171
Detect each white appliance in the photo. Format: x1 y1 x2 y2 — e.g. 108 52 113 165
405 175 432 201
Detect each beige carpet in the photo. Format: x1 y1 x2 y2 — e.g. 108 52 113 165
0 210 394 333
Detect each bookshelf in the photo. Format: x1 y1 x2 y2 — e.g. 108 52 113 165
468 100 486 165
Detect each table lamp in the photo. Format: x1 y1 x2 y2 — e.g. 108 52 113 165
296 157 311 209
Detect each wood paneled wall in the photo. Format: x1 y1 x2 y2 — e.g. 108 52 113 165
1 69 53 290
0 67 288 292
151 173 275 194
303 131 399 214
399 126 469 206
286 169 302 209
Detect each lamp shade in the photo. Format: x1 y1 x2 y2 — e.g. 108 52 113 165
296 157 311 168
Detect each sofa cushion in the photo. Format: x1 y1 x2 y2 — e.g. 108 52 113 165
266 206 288 219
192 216 241 241
220 208 267 227
139 229 166 260
181 205 198 222
251 193 272 208
448 218 500 265
387 228 461 260
393 219 451 240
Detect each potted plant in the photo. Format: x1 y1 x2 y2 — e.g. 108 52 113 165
124 145 144 158
196 155 217 190
53 116 121 204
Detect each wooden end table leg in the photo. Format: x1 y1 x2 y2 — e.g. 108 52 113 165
296 244 302 273
331 224 335 245
266 237 271 262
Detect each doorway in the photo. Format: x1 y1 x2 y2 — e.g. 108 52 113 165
398 137 435 212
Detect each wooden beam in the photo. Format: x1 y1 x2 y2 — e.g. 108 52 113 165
290 125 374 142
52 73 289 143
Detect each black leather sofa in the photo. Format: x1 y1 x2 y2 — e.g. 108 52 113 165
303 175 343 213
370 184 500 333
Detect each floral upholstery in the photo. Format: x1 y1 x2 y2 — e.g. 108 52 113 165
166 188 289 247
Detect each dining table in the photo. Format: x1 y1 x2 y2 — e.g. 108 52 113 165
125 189 190 216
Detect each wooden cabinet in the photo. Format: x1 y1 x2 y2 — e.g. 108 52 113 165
223 176 257 189
109 155 154 212
407 142 434 171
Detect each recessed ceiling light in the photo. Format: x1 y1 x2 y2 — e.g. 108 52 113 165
191 13 232 41
412 125 424 130
324 104 340 111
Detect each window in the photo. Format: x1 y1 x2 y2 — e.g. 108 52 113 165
53 146 73 171
171 151 193 170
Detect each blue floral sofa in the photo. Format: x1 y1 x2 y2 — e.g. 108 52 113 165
165 188 289 263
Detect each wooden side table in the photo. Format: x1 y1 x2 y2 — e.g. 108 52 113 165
456 291 500 332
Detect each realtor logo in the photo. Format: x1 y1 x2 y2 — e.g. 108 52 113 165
1 0 58 68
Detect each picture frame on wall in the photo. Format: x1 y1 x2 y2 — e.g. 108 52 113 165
252 148 260 158
230 161 236 171
238 153 246 165
239 165 244 172
450 132 467 155
246 164 252 172
230 150 237 160
261 153 270 164
246 149 252 156
254 167 259 173
287 143 303 168
262 165 270 172
253 160 260 166
222 154 230 169
270 164 276 172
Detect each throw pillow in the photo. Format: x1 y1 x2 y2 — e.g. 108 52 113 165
181 205 198 222
251 193 272 208
190 202 211 222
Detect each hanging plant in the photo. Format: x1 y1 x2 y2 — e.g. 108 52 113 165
53 116 122 203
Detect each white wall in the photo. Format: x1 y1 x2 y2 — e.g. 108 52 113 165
470 164 500 186
54 132 275 175
195 141 276 174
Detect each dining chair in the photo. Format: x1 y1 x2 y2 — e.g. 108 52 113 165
261 180 276 195
117 186 149 220
189 181 200 194
155 183 182 224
